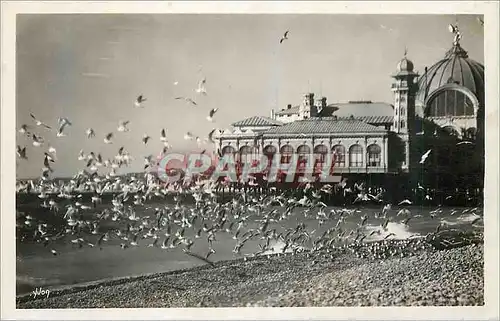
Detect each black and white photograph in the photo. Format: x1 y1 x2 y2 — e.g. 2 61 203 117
1 1 499 320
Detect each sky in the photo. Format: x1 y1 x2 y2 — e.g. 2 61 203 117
15 14 484 179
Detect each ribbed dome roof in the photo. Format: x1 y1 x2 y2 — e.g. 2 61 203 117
416 43 484 107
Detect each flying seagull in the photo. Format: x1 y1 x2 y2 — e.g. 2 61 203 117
477 17 484 26
17 145 27 160
419 149 432 164
206 108 218 122
31 134 43 147
19 124 30 135
207 128 217 144
398 199 412 206
117 120 130 132
57 117 72 137
47 144 56 156
30 113 51 130
195 77 207 95
160 129 168 143
134 95 146 108
184 132 194 141
86 128 95 139
104 132 113 144
142 134 150 145
280 30 289 44
175 97 197 106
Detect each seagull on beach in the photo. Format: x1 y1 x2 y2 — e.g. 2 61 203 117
419 149 432 164
206 108 218 122
280 30 289 44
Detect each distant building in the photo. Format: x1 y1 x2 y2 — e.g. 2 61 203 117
214 27 484 188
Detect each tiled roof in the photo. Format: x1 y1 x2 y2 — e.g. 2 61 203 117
330 101 394 118
263 118 387 135
274 106 300 115
319 115 394 124
232 116 283 127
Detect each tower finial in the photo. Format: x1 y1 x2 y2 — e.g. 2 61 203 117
448 22 462 46
404 46 408 57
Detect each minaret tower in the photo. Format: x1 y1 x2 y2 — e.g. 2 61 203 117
391 48 419 172
299 93 314 120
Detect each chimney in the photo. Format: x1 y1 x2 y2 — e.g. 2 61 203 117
270 109 275 119
321 97 327 109
287 104 292 109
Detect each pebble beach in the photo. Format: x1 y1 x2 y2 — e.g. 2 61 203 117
17 232 484 308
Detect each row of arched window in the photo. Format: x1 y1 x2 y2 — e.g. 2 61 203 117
220 144 383 168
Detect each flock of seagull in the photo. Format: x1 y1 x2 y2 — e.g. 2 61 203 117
15 29 483 266
16 168 483 263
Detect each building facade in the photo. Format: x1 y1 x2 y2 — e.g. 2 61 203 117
214 28 484 187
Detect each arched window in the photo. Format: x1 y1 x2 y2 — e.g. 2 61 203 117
400 120 406 129
263 145 277 167
427 90 475 117
349 144 363 167
239 146 254 164
220 146 236 170
221 146 236 155
297 145 311 165
332 145 346 167
367 144 381 167
400 106 406 116
280 145 293 164
314 145 328 166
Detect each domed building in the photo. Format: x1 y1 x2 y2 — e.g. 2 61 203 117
415 39 484 140
214 24 484 199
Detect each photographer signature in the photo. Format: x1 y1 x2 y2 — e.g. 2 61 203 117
31 287 50 299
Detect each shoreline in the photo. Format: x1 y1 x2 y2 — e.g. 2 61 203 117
17 231 484 308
